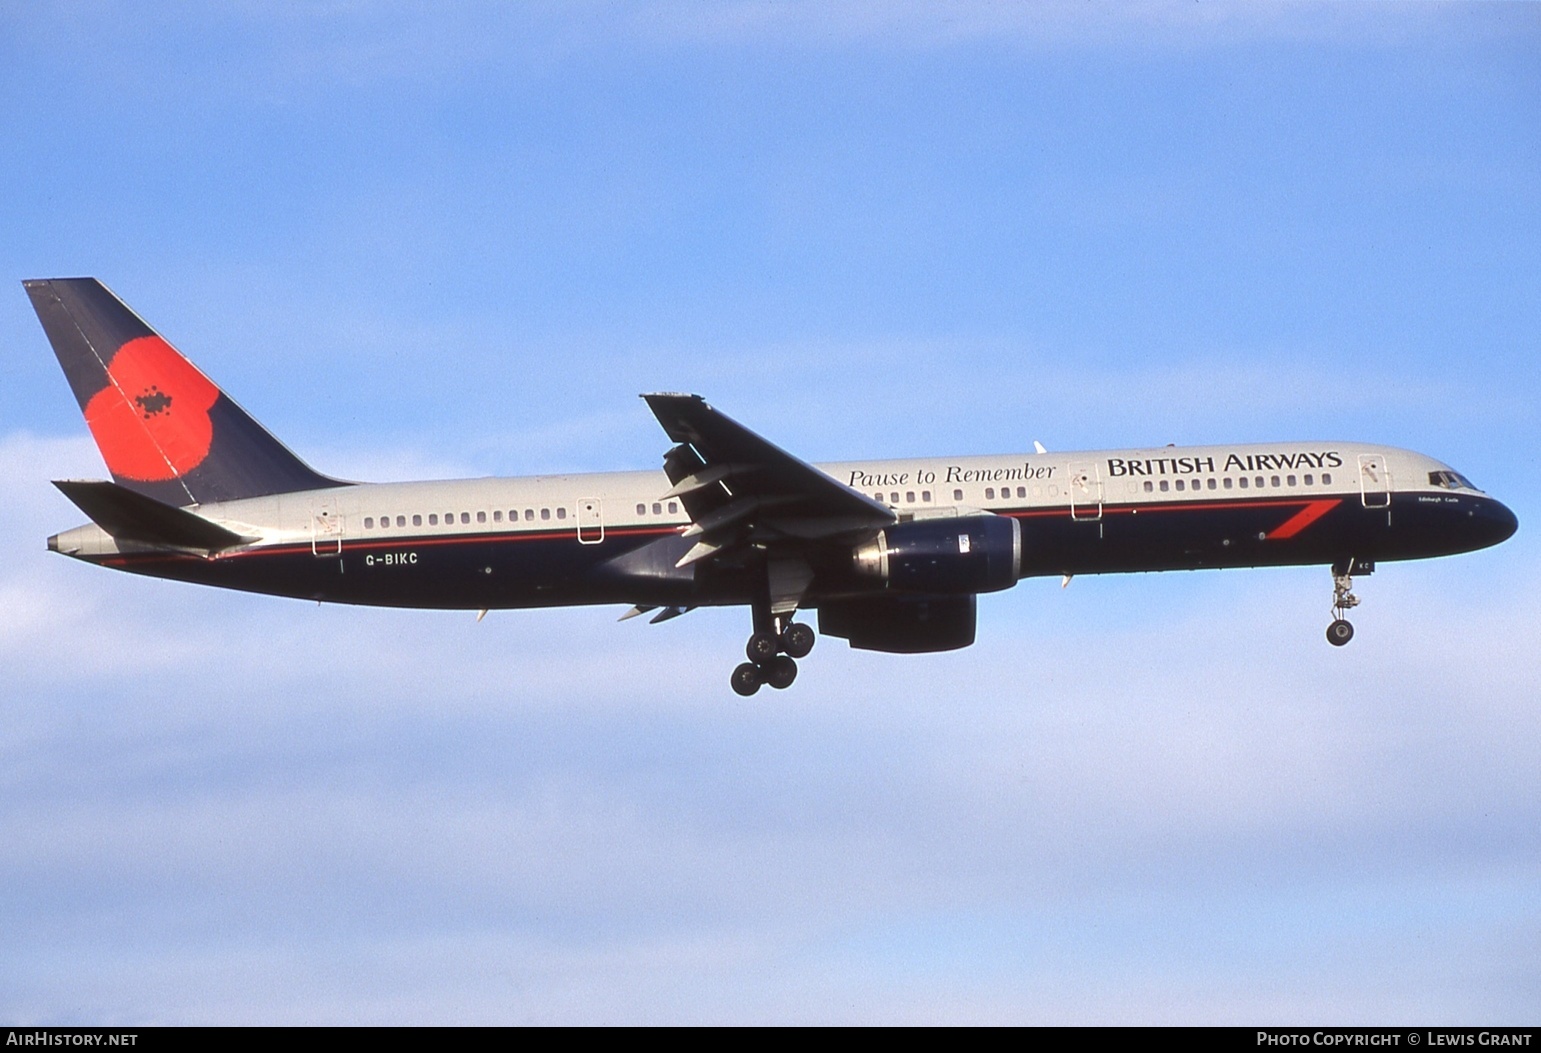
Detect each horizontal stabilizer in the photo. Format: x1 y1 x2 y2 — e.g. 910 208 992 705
54 479 255 554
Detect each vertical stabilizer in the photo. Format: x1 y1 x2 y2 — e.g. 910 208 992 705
24 278 342 506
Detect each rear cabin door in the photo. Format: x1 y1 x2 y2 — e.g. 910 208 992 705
311 495 342 556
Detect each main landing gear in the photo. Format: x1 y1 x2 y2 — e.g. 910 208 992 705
731 620 816 697
1326 560 1368 647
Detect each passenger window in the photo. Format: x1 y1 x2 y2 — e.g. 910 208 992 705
1175 480 1185 492
667 502 677 514
1270 476 1280 488
429 514 438 525
1159 480 1169 492
922 490 932 503
364 517 374 529
1223 478 1233 489
1255 477 1264 488
1207 478 1217 490
906 491 916 504
494 510 502 522
477 511 487 524
890 492 899 504
460 512 470 524
1287 475 1296 487
395 515 405 527
413 514 422 527
1192 479 1200 491
653 502 662 515
1239 477 1249 489
1143 480 1153 493
1323 473 1332 485
557 507 566 520
985 488 995 500
540 508 550 520
525 509 534 521
1304 474 1313 486
636 503 646 516
954 489 964 501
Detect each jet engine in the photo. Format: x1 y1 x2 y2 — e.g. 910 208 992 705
851 514 1020 595
818 594 977 653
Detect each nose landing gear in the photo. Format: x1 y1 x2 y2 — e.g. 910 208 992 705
730 619 816 696
1326 559 1369 647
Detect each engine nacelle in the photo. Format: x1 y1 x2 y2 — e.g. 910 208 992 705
819 594 976 653
851 514 1020 595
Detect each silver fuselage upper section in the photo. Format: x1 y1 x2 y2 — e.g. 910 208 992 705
49 440 1474 560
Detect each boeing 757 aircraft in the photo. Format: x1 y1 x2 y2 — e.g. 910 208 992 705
27 278 1518 695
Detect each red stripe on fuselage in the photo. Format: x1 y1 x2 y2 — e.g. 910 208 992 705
1264 499 1342 539
1002 494 1349 521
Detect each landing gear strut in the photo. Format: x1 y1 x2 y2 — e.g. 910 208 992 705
730 559 816 696
1326 560 1365 647
730 616 816 696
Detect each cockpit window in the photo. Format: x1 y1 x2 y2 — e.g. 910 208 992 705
1429 470 1480 491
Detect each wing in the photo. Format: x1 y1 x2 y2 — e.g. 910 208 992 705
642 393 896 567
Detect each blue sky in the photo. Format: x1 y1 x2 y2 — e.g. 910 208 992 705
2 1 1538 1023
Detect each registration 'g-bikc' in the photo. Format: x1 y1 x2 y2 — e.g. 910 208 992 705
29 279 1518 694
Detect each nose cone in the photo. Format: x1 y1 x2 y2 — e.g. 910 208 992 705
1473 496 1519 550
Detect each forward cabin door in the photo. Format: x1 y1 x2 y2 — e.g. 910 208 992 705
1358 453 1390 507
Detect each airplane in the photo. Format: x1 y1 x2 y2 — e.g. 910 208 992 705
26 278 1519 695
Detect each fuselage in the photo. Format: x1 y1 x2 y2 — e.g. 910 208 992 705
27 277 1520 690
48 439 1518 611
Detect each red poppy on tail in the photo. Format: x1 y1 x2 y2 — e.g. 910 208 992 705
83 335 220 482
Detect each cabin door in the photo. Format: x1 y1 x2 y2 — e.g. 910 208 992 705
1358 453 1390 509
577 497 604 544
311 496 343 556
1069 463 1103 521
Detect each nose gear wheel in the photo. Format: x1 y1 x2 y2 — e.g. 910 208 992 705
1326 565 1362 646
